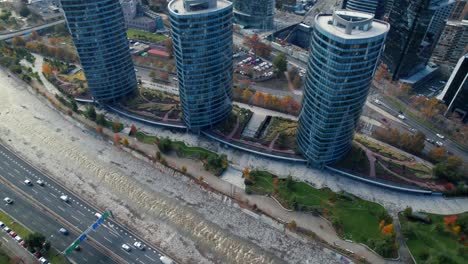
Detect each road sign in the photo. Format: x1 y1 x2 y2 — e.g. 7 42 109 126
63 210 112 255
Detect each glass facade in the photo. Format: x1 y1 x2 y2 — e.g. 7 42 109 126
232 0 274 30
382 0 453 79
297 11 389 167
342 0 386 19
169 0 233 130
60 0 137 102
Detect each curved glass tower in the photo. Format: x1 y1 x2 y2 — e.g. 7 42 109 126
342 0 386 19
169 0 233 130
60 0 137 102
297 10 390 167
233 0 274 30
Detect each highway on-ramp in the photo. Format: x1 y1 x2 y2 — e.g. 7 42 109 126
0 143 168 264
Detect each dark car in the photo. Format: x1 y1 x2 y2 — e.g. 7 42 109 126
33 252 42 259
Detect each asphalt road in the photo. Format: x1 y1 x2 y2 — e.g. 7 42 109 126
0 19 66 41
0 143 168 264
0 182 113 264
376 98 468 163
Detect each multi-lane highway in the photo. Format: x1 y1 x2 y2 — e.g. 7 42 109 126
375 97 468 162
0 180 114 263
0 143 169 264
0 20 66 41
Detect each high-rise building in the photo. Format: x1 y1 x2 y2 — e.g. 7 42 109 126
449 0 468 20
169 0 233 130
382 0 454 79
120 0 164 32
432 20 468 66
438 54 468 121
60 0 137 102
297 10 389 167
341 0 386 19
232 0 275 30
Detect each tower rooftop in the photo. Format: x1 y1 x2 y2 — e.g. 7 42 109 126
169 0 231 15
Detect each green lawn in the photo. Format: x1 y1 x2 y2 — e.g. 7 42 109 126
127 29 168 43
135 131 157 144
45 249 70 264
248 171 388 244
0 210 31 238
400 212 467 264
0 250 10 264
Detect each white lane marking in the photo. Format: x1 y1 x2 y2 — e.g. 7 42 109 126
44 197 52 203
13 168 20 174
71 215 81 222
32 189 38 194
103 236 112 243
145 254 156 261
57 206 66 212
2 237 8 242
7 172 15 178
77 210 86 217
49 192 57 198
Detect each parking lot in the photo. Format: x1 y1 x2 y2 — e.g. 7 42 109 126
234 52 274 80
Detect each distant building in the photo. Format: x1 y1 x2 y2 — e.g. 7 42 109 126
232 0 274 30
382 0 454 79
449 0 468 20
438 54 468 122
297 10 389 167
341 0 386 19
121 0 164 32
432 20 468 66
60 0 137 102
169 0 233 130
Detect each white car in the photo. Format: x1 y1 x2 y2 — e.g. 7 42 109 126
38 257 49 264
397 114 406 120
134 241 145 250
14 235 22 242
436 141 444 147
36 180 45 186
3 197 13 204
374 99 381 105
121 243 131 252
60 195 69 202
24 179 32 186
160 256 174 264
436 133 445 139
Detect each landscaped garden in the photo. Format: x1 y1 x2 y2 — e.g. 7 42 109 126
119 88 182 122
215 105 253 138
127 29 168 43
244 170 398 257
260 116 298 152
399 209 467 264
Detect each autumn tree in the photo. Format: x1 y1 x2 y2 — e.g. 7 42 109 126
160 72 169 81
30 30 41 41
382 224 395 235
243 167 250 176
12 36 26 46
96 126 103 134
428 147 448 162
241 89 254 103
130 124 137 135
113 121 121 132
114 134 120 143
252 91 265 106
164 38 173 55
287 220 297 230
121 137 129 146
42 63 52 76
243 34 271 57
273 177 280 194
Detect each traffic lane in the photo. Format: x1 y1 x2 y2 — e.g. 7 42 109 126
0 182 114 264
0 144 166 263
0 156 156 264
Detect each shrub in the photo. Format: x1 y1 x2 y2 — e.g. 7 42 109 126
158 137 172 153
96 114 106 126
86 105 96 121
181 166 187 173
287 220 297 230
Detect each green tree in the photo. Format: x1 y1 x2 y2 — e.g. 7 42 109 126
19 5 30 17
71 99 78 112
273 53 287 75
96 113 106 126
25 232 46 251
86 105 97 121
158 137 172 153
54 23 69 36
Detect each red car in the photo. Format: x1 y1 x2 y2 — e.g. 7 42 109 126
19 240 28 248
9 231 17 237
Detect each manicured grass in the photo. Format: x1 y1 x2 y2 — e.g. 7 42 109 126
247 171 388 243
135 131 157 145
0 250 10 264
0 210 32 238
334 143 370 176
400 212 467 264
127 29 168 43
355 135 412 162
170 140 218 160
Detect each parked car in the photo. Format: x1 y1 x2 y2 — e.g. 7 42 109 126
160 256 174 264
24 179 32 186
19 240 28 248
374 99 382 105
3 197 13 204
36 179 45 186
121 244 131 252
33 252 41 259
3 226 11 233
38 257 49 264
9 231 17 237
436 133 445 139
14 236 22 242
0 221 4 228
